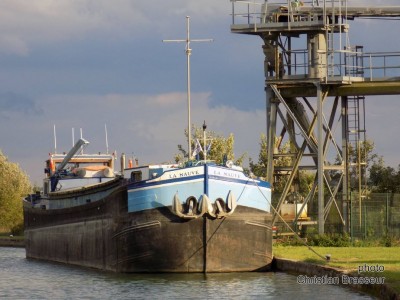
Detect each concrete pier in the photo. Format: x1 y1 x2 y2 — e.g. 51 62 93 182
0 237 25 248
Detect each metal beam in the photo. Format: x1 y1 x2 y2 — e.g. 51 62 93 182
266 87 277 183
316 83 324 234
275 81 400 98
270 85 318 153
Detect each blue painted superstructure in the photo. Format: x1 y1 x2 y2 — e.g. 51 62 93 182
126 164 271 214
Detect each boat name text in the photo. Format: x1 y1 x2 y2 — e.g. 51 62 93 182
211 169 241 179
169 170 200 179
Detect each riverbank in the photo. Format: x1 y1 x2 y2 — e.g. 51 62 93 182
0 236 25 248
274 246 400 300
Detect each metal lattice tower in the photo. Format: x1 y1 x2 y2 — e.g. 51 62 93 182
230 0 400 234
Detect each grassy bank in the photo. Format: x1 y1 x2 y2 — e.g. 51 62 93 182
274 245 400 294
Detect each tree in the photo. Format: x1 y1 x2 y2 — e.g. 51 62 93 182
368 156 400 193
248 133 268 179
174 125 245 166
249 134 316 196
249 134 291 191
347 140 377 191
0 150 31 233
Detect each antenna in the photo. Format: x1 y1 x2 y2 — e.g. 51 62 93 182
80 128 83 154
163 16 213 159
53 124 57 154
105 124 109 154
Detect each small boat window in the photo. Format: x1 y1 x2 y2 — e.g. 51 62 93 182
131 171 142 182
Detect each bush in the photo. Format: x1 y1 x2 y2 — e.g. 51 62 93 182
379 235 399 247
0 150 32 231
308 233 351 247
273 236 307 246
10 223 24 236
273 232 352 247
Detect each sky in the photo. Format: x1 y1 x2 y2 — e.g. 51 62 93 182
0 0 399 185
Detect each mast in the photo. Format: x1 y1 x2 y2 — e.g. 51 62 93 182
53 124 57 154
105 124 109 154
163 16 213 158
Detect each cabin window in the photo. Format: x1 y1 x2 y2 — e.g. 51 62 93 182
131 171 142 182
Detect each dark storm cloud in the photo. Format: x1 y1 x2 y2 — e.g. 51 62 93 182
0 92 43 116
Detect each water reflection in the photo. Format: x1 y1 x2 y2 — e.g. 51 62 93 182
0 248 373 299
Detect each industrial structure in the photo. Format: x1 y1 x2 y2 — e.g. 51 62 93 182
230 0 400 234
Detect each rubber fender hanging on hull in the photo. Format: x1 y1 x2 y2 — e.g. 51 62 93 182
214 190 237 217
172 193 212 219
171 191 237 219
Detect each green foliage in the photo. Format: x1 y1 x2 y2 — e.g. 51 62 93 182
248 133 268 178
0 150 31 232
276 226 352 247
274 231 352 247
273 236 308 246
308 233 351 247
346 140 377 190
380 235 400 247
368 156 400 192
249 134 292 184
10 222 25 236
350 237 400 247
382 235 393 247
298 170 315 196
249 134 315 195
348 140 377 167
174 125 245 165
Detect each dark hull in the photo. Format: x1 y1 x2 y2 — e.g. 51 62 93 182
24 187 272 272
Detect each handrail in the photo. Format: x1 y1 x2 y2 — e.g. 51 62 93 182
231 1 400 80
265 48 400 80
231 0 344 25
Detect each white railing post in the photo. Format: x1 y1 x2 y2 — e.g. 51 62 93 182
369 54 373 80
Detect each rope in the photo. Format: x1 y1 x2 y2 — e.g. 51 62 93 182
207 172 331 261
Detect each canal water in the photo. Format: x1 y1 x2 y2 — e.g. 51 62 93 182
0 247 373 299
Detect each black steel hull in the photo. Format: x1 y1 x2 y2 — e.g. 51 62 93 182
24 186 272 273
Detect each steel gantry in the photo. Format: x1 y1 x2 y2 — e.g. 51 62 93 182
230 0 400 234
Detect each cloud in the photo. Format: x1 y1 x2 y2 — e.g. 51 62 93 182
0 0 395 57
0 0 229 56
1 0 399 185
0 90 265 181
0 35 29 56
0 92 43 116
